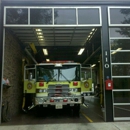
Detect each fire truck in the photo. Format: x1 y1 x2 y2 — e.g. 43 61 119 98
22 61 93 116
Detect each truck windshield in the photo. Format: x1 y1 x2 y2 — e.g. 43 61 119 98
36 65 80 82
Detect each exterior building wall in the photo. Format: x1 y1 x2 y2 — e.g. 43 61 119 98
2 30 23 117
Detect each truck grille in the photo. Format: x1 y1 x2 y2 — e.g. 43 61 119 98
48 84 69 97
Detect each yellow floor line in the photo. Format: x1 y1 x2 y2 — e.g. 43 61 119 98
81 111 93 123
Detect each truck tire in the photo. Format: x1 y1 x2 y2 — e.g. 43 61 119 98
23 94 33 112
71 104 80 117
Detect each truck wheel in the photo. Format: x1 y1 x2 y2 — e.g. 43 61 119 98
82 97 84 104
71 104 80 117
23 94 33 112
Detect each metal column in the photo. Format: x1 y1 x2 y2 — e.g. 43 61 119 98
101 6 113 122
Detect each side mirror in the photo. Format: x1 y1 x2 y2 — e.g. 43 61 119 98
28 72 33 80
81 78 84 81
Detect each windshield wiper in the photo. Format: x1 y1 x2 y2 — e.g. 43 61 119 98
60 72 70 83
47 73 57 84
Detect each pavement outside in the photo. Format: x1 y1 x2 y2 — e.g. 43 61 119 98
1 96 130 130
0 122 130 130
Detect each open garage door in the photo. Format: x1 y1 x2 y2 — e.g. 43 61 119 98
0 5 116 124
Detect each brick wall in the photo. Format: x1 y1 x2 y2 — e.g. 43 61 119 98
3 30 23 117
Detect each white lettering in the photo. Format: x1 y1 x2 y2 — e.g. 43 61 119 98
106 57 108 62
105 51 107 56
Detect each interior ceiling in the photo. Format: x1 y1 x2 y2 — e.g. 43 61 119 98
8 26 101 66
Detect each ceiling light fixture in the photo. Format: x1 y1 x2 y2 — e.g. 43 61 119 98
36 29 42 31
37 32 42 35
90 32 93 35
43 49 48 55
38 36 43 38
46 59 50 62
92 28 95 31
39 39 44 41
78 48 85 55
91 64 96 67
111 48 122 54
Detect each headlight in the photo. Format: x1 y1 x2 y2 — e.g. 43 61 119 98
73 88 78 92
43 89 47 92
69 88 78 92
38 89 47 93
39 89 42 93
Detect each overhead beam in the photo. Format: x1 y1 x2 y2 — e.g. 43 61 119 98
25 48 38 64
29 43 37 54
82 46 101 65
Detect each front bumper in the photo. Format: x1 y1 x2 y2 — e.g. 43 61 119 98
35 96 82 107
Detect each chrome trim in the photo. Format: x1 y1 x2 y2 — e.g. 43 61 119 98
35 96 82 105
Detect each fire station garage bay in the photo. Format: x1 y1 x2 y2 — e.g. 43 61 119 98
0 0 130 125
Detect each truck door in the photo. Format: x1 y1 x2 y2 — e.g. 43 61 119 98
81 67 93 95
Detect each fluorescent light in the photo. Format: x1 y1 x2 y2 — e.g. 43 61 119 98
38 36 43 38
37 32 42 35
36 29 42 31
39 39 44 41
46 59 50 62
43 49 48 55
111 48 122 54
78 48 85 55
91 64 96 67
117 48 122 51
92 28 95 31
111 51 117 54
